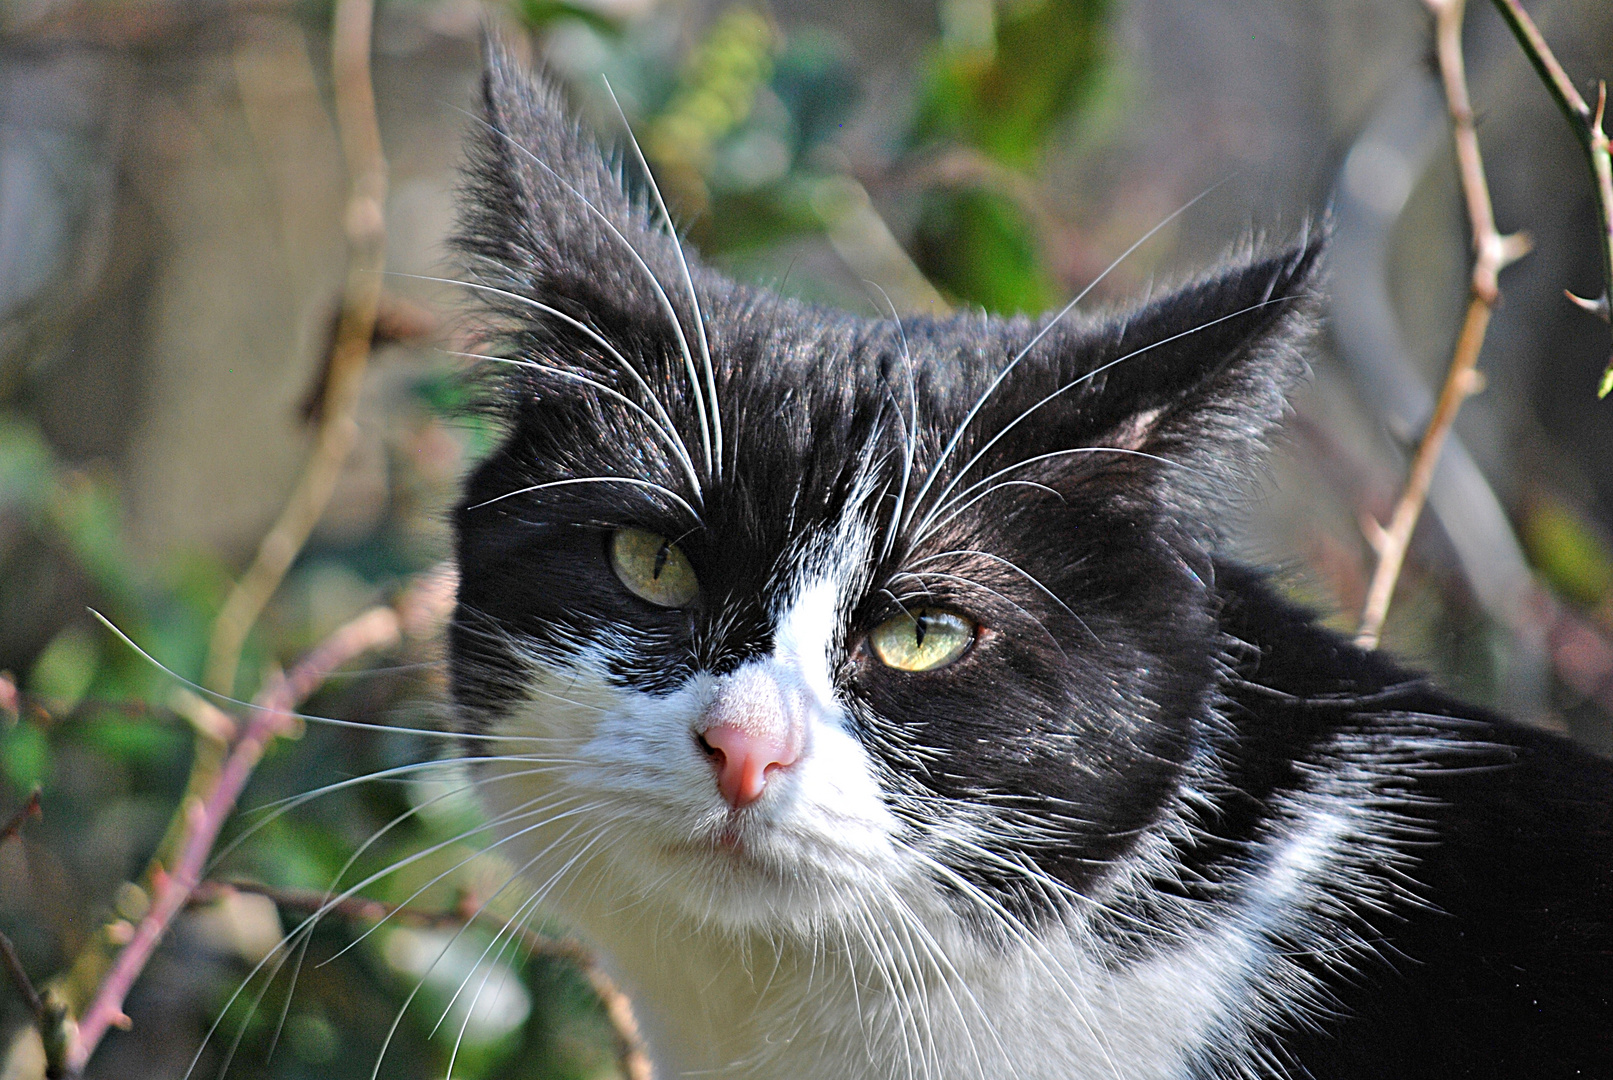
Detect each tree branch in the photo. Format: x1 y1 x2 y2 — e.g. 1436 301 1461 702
1486 0 1613 390
1 789 40 847
1356 0 1530 650
197 880 654 1080
203 0 390 697
67 605 403 1073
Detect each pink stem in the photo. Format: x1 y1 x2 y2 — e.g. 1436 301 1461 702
69 607 400 1072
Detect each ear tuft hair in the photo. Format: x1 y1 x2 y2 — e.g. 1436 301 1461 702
454 36 686 327
993 227 1325 541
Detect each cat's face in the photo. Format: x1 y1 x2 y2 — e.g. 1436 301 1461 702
449 49 1318 940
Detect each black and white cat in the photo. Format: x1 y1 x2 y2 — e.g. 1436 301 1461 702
447 47 1613 1080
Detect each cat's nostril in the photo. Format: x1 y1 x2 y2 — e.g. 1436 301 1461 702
697 732 726 767
699 721 800 809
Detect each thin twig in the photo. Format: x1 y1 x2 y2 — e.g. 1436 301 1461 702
1486 0 1613 389
0 930 73 1080
202 0 390 697
200 880 654 1080
0 793 47 1023
67 605 402 1073
1 789 41 846
0 930 45 1027
1356 0 1531 650
0 790 73 1079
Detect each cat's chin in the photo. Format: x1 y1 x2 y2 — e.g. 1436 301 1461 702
596 813 908 935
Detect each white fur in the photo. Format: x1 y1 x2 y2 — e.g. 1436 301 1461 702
471 539 1420 1080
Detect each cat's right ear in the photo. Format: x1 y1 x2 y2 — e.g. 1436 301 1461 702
454 37 691 345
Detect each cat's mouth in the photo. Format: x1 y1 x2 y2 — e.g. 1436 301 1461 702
663 813 773 867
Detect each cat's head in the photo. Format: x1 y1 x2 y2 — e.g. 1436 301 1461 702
448 46 1320 938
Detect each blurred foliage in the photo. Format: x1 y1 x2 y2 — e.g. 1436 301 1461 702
1522 495 1613 610
910 0 1107 311
18 1 1609 1079
0 1 1121 1075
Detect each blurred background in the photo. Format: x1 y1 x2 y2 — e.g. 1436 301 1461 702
1 0 1610 1076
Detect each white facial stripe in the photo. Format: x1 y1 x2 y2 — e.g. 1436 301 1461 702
772 578 841 712
769 495 878 715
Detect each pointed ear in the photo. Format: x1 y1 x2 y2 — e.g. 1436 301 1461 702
454 37 685 331
1003 232 1323 517
1088 233 1318 447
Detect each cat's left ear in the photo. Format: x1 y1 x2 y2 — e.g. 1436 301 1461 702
1017 231 1324 510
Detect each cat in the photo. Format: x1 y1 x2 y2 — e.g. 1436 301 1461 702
446 44 1613 1080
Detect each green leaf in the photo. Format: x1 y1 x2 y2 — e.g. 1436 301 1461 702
912 187 1057 314
515 0 624 35
29 624 99 713
1 723 49 790
1522 495 1613 606
914 0 1110 169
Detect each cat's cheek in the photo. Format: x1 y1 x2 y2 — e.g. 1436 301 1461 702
757 715 905 866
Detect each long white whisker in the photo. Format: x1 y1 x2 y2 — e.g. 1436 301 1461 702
439 828 612 1079
368 816 612 1080
464 112 716 478
875 883 1005 1080
904 548 1092 642
865 281 920 564
445 253 703 498
389 267 703 499
913 292 1296 540
903 182 1225 536
901 854 1118 1080
320 794 602 966
916 446 1209 545
213 756 582 874
450 349 704 503
889 569 1066 657
604 78 723 481
91 611 571 747
466 475 700 522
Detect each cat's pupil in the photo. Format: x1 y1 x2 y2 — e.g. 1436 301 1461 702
914 615 928 647
652 541 671 580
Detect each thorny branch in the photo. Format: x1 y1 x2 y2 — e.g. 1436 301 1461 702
203 0 390 698
0 791 71 1080
193 882 655 1080
66 604 405 1073
0 795 45 1023
51 4 397 1060
1355 0 1531 650
1486 0 1613 394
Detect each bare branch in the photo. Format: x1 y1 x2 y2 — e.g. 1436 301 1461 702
67 603 402 1073
203 0 391 697
0 793 73 1079
1486 0 1613 391
1357 0 1530 649
0 930 45 1031
201 880 655 1080
1 789 41 847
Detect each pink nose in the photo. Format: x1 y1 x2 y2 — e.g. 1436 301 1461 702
699 722 801 808
697 667 806 808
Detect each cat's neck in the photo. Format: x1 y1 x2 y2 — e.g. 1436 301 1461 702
523 724 1409 1080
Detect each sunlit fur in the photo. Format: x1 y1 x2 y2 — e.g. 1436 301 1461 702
446 42 1613 1080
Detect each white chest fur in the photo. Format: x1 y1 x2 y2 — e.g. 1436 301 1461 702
476 662 1398 1080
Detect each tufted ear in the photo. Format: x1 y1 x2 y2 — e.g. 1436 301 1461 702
964 232 1325 535
454 38 700 349
1069 234 1322 455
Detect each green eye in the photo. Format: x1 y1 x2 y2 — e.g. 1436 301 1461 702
868 608 975 672
609 528 699 608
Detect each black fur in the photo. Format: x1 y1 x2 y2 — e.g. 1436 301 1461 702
448 44 1613 1079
